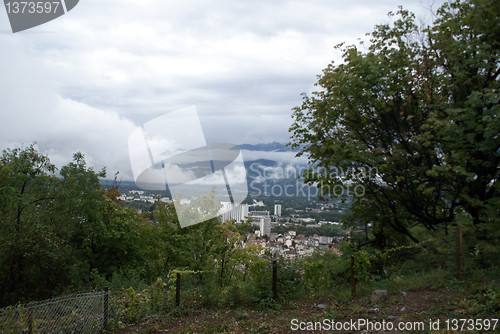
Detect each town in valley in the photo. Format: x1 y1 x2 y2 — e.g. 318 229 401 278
116 187 355 258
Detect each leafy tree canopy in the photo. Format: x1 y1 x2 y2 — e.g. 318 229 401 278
290 0 499 248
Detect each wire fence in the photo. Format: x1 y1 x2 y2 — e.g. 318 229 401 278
0 289 109 334
0 233 468 332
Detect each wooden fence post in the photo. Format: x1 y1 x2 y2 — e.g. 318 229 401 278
350 254 356 298
456 226 463 278
103 287 109 331
272 259 278 299
27 302 33 334
176 273 181 307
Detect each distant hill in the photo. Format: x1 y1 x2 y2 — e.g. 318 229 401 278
239 142 291 152
102 142 313 197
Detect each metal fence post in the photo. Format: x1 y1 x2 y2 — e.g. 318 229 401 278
103 287 109 331
27 302 33 334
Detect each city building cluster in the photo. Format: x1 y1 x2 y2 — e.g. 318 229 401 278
118 190 344 258
219 203 282 237
247 231 342 258
118 190 171 204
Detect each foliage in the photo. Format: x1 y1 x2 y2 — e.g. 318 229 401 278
0 145 61 305
289 0 499 249
2 4 499 330
0 145 289 314
0 146 156 306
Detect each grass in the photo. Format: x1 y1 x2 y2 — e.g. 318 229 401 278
110 263 500 333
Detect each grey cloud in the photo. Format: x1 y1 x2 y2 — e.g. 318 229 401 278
0 0 447 180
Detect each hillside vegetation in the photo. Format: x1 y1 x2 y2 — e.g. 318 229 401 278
0 0 498 332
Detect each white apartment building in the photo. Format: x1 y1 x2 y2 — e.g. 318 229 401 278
219 203 249 223
274 204 282 217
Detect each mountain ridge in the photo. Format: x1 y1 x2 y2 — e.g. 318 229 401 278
238 141 291 152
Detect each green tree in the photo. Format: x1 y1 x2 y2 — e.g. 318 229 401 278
290 0 499 248
0 146 161 305
0 145 62 305
151 194 230 274
426 0 500 228
56 152 156 285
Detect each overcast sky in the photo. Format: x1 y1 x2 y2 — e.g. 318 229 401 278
0 0 445 180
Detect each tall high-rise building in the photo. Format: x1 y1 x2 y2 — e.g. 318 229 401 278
274 204 282 217
259 217 271 237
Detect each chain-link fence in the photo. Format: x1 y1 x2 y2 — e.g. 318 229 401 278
0 289 109 334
